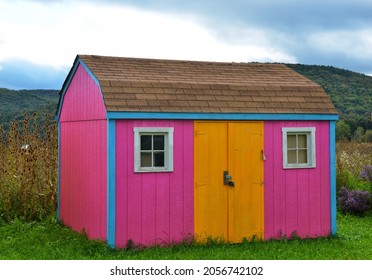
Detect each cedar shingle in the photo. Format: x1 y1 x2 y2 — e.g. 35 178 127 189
270 96 288 102
188 100 209 107
169 100 189 107
135 93 157 100
76 55 338 115
127 100 148 106
122 87 144 94
253 96 271 102
143 88 165 94
156 94 178 100
233 96 253 102
196 95 216 101
181 106 201 112
176 94 196 101
208 101 228 107
116 93 136 100
148 100 170 107
215 95 234 101
227 101 246 108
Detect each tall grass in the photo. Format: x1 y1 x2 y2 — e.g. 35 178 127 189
336 142 372 216
1 118 370 221
0 114 58 222
336 141 372 192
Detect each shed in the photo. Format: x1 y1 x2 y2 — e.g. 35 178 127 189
57 55 339 247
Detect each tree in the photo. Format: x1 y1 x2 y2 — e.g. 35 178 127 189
354 126 365 142
336 120 351 141
365 130 372 143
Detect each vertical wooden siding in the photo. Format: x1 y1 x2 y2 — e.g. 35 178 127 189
60 121 107 240
115 120 194 247
264 121 331 239
59 63 107 241
59 64 106 122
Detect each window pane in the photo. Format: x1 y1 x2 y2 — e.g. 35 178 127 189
140 135 152 150
298 149 308 164
153 152 165 167
287 134 296 149
153 135 165 150
287 150 297 164
298 134 307 149
140 152 152 167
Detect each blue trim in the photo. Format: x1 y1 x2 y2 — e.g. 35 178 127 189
107 120 116 247
57 122 61 220
330 121 337 235
106 112 339 121
56 56 102 122
79 59 100 86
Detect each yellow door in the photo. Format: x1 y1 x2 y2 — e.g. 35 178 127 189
194 121 264 243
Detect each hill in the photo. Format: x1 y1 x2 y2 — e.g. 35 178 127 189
0 88 59 129
0 64 371 134
286 64 372 133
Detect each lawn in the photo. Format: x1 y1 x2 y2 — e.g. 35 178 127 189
0 214 371 260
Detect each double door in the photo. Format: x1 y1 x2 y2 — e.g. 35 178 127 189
194 121 264 243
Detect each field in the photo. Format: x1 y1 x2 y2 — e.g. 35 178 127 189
0 119 371 259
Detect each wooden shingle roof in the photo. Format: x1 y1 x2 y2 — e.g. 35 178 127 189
78 55 338 114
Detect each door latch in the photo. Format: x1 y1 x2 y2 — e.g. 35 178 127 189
223 171 235 187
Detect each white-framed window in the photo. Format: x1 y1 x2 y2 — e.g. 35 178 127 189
134 127 174 172
282 127 316 169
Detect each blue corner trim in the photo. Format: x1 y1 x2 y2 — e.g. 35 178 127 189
107 119 116 247
330 121 337 235
106 112 339 121
57 122 61 220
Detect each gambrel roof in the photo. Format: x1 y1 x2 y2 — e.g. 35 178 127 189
62 55 338 115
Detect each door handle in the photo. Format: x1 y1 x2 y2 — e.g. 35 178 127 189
223 171 235 187
261 150 266 161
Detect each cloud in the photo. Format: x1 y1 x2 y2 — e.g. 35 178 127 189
0 1 297 80
0 58 68 89
78 0 372 75
72 0 372 30
1 0 372 89
308 29 372 59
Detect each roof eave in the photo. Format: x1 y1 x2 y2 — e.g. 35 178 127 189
106 111 339 121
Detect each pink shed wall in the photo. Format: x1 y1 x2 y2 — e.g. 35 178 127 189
115 120 194 247
59 63 107 241
264 121 331 240
59 64 106 122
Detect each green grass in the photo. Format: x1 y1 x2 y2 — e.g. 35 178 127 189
0 214 371 260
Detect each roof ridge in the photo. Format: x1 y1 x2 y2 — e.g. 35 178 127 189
78 54 289 67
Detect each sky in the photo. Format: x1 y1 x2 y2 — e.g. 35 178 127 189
0 0 372 89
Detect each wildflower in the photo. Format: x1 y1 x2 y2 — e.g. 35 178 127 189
360 165 372 182
338 186 371 216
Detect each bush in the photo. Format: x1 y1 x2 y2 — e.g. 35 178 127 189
338 187 371 216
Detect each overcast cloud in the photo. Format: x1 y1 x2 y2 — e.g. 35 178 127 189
0 0 371 89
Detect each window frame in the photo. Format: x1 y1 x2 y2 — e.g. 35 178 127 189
133 127 174 173
282 127 316 169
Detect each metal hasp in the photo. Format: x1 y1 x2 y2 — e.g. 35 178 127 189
223 171 235 187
